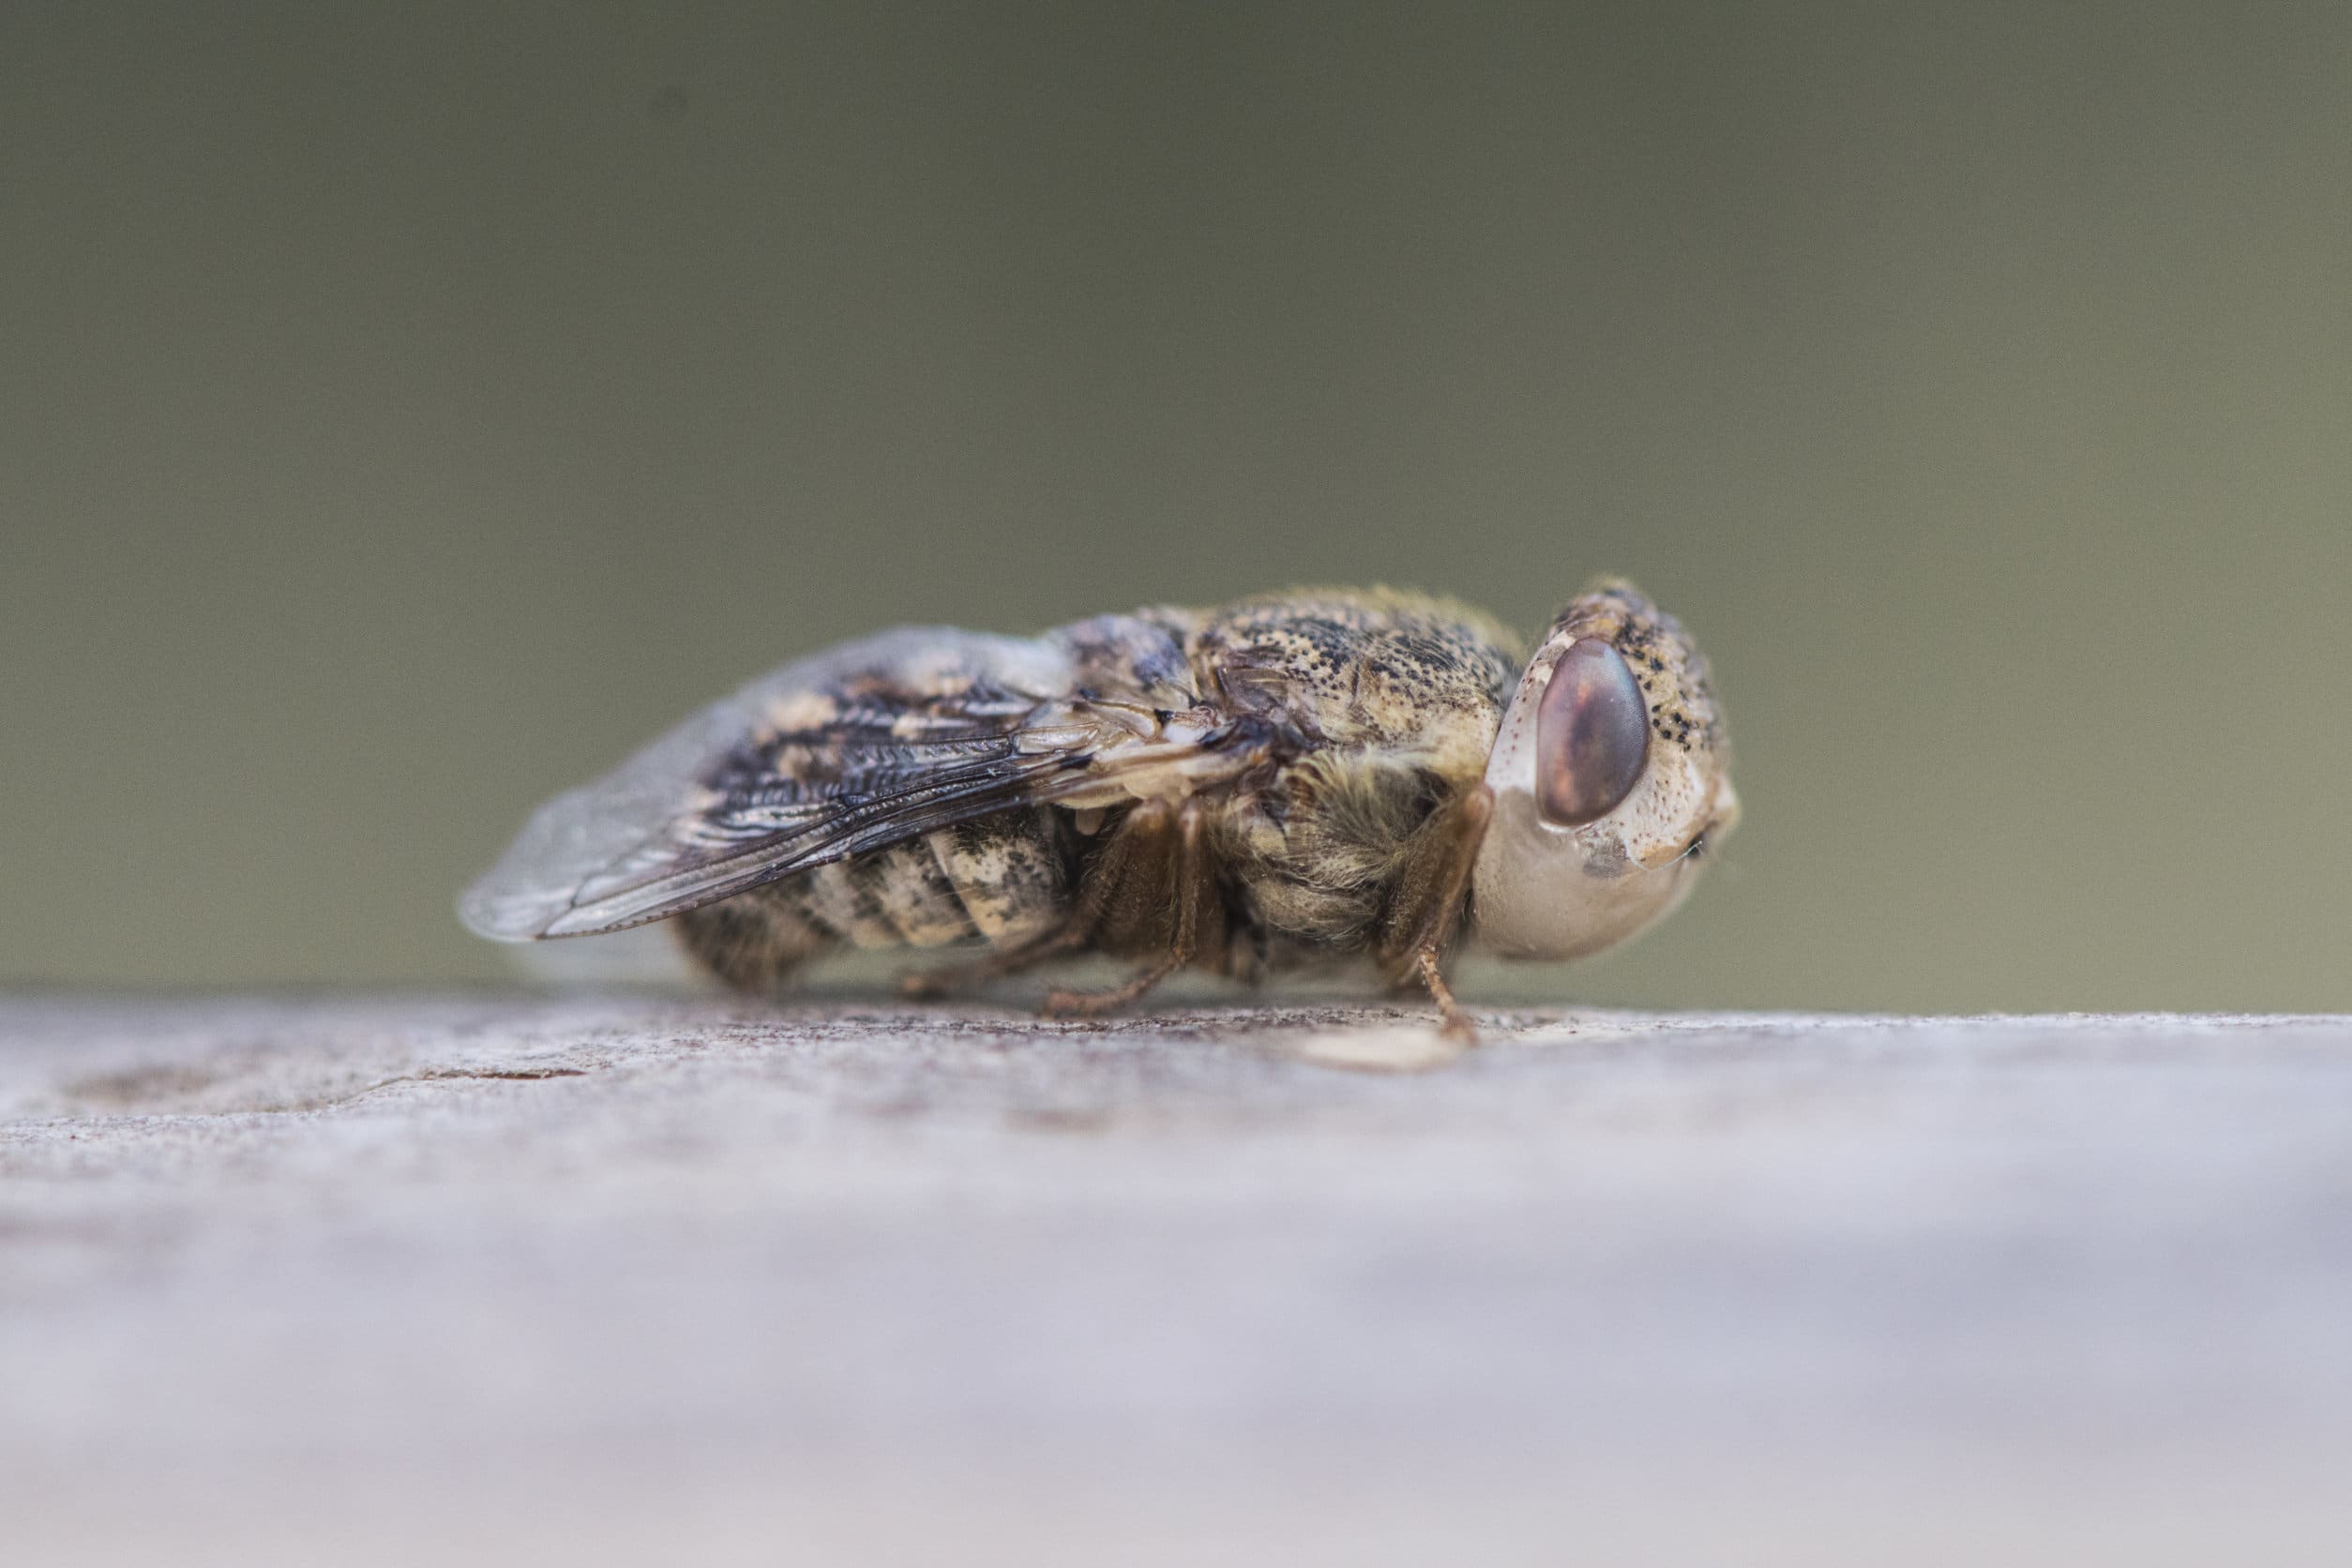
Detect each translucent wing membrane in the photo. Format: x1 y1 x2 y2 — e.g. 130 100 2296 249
460 626 1177 941
465 629 1077 940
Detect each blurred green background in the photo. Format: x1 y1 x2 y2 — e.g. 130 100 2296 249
4 4 2346 1010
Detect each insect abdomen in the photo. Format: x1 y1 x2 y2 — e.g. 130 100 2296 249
674 807 1074 989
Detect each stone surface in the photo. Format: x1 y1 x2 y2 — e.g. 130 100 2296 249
4 995 2350 1564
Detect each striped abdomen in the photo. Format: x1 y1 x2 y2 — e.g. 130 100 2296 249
674 807 1075 989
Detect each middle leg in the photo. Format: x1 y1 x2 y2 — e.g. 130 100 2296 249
1042 797 1223 1019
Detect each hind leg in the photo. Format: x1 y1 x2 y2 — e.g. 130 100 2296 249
897 923 1087 999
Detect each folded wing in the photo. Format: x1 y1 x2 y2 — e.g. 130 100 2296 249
460 621 1206 941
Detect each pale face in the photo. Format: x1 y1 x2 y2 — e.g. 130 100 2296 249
1470 583 1738 960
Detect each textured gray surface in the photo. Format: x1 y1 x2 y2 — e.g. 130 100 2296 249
4 996 2350 1565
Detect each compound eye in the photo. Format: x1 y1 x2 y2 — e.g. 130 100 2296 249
1535 640 1650 826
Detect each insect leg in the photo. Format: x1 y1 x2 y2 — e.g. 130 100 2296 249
1413 948 1474 1042
1376 784 1494 1043
897 923 1086 1000
1040 798 1214 1019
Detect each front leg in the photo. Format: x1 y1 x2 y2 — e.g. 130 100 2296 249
1375 785 1494 1042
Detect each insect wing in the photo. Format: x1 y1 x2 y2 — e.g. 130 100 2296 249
460 627 1123 941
